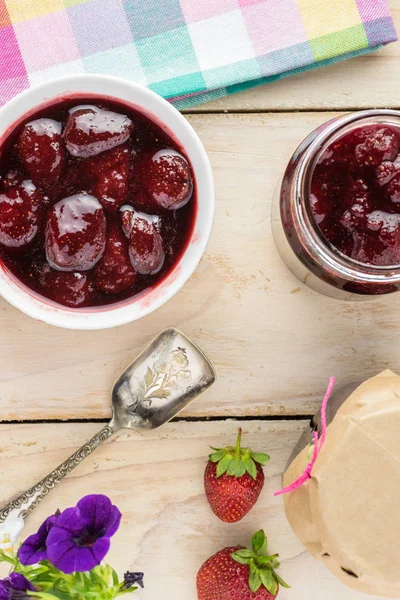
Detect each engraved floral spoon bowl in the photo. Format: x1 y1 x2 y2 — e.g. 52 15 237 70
0 328 216 523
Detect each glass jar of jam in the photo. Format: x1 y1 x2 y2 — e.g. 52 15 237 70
272 110 400 299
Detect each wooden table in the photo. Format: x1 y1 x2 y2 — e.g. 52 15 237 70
1 4 400 598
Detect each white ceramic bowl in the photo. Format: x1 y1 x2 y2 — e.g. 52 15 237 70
0 75 215 329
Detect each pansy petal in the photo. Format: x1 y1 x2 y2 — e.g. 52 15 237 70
76 494 113 531
9 573 34 591
0 582 9 600
74 541 108 572
90 536 110 566
47 525 77 544
19 512 59 566
48 507 83 536
47 538 80 574
18 533 47 565
105 504 122 537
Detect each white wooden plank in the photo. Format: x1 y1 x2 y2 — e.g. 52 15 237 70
0 112 399 420
0 420 387 599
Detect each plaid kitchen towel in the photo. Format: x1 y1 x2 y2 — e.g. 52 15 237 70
0 0 397 109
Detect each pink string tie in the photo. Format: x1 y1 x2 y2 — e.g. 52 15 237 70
274 377 336 497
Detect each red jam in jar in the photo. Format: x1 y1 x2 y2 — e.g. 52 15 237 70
311 125 400 267
0 97 196 308
273 111 400 299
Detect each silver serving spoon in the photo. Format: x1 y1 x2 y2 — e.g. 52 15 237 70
0 328 216 523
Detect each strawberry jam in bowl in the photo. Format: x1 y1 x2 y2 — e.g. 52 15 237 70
0 76 214 328
273 110 400 299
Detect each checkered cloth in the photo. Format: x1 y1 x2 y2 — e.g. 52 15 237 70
0 0 397 110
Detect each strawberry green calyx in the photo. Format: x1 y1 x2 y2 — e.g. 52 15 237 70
231 530 290 595
208 428 270 480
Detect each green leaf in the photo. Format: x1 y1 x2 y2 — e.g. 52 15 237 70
112 568 119 587
260 569 278 595
274 573 291 588
216 453 233 477
0 551 17 566
245 457 257 480
252 530 267 555
233 549 255 559
257 556 271 567
272 559 281 569
227 457 246 477
249 567 262 593
231 554 252 566
209 449 226 463
250 452 270 466
28 593 69 600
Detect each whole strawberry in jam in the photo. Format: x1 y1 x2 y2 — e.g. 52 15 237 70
197 530 290 600
93 221 136 294
0 180 44 249
64 105 133 158
121 207 165 275
387 172 400 204
133 149 193 212
18 119 65 191
364 211 400 265
376 161 398 186
355 127 399 167
204 429 270 523
66 144 133 212
45 193 106 272
311 124 400 266
39 265 92 308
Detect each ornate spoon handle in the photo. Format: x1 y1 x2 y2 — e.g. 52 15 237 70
0 423 116 523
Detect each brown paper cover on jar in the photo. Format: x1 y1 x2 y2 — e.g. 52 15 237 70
283 370 400 597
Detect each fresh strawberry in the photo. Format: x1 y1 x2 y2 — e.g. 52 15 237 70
204 428 269 523
197 530 290 600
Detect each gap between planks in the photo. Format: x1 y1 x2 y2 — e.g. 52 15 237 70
182 107 399 115
0 415 313 425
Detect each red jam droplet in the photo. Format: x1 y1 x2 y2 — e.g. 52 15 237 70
121 207 165 275
18 119 65 191
133 149 193 212
0 180 43 249
93 221 136 294
63 105 133 158
45 193 106 272
311 124 400 266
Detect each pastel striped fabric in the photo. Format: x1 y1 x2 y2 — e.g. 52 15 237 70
0 0 397 109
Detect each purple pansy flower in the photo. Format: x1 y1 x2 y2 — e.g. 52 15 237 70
0 573 34 600
46 494 121 574
18 511 60 565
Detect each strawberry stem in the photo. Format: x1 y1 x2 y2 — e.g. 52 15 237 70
234 428 242 458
